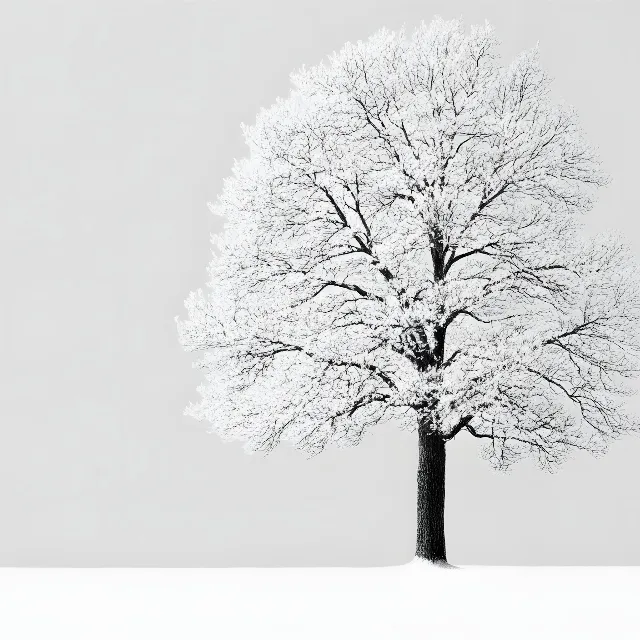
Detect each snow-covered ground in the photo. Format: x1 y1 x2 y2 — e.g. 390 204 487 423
2 562 639 639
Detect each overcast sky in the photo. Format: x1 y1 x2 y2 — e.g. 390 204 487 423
1 0 639 566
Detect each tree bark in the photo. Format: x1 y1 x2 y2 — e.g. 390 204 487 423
415 426 447 564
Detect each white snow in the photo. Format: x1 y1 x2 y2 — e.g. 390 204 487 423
2 564 639 639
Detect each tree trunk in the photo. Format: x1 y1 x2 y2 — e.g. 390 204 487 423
416 427 447 564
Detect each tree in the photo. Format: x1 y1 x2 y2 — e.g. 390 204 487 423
177 18 640 564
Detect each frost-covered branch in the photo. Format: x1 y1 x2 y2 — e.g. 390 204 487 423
178 18 640 467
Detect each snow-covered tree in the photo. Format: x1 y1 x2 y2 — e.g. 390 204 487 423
177 18 640 564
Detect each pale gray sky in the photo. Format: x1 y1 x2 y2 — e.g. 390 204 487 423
1 0 639 566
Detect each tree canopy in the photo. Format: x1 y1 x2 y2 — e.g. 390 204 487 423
177 18 640 469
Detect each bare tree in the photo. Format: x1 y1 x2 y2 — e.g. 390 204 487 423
177 19 640 564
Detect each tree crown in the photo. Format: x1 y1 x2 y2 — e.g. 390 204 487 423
178 18 640 468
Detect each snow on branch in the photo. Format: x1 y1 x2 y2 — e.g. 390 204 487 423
177 18 639 467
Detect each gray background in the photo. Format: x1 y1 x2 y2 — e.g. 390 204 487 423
2 0 639 566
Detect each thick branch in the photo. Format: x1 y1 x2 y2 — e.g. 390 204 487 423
309 280 385 303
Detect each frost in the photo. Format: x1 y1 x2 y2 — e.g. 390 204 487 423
177 18 640 468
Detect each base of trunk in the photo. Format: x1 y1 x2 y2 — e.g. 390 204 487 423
412 556 457 569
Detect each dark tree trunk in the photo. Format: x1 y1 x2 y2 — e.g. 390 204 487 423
415 233 449 563
416 427 447 564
